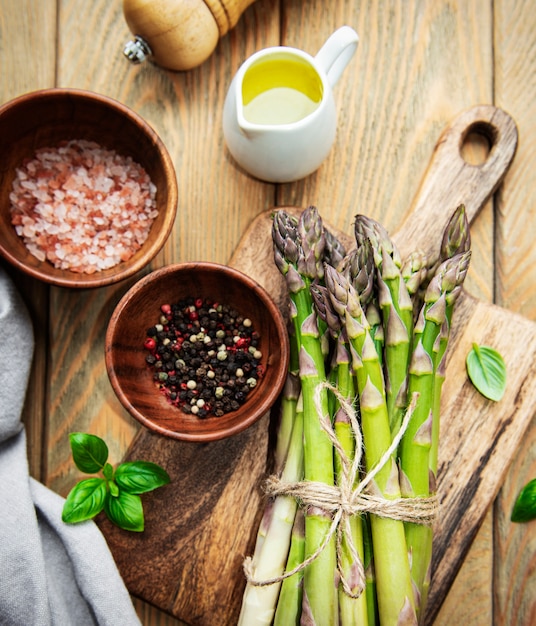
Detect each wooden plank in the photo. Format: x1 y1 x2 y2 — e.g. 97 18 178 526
0 0 57 98
492 0 536 623
0 0 58 481
433 130 494 626
98 417 271 625
434 509 494 625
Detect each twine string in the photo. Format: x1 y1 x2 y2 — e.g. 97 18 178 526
243 381 438 598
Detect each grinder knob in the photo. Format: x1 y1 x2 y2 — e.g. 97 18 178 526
122 0 257 71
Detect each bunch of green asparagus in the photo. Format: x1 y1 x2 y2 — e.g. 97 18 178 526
238 205 471 626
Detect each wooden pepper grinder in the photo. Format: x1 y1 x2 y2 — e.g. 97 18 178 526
123 0 258 71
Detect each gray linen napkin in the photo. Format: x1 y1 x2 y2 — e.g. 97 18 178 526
0 267 141 626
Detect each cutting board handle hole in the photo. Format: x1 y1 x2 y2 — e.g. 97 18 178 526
460 122 495 165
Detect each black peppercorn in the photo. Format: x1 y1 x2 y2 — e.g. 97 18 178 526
143 297 263 419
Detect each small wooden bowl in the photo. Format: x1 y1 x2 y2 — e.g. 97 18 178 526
105 263 290 442
0 88 177 288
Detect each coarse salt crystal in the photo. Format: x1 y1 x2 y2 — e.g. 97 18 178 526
9 139 158 274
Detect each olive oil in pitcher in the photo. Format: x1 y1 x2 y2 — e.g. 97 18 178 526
241 55 323 125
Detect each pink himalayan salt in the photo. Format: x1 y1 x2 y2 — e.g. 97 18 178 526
9 139 158 274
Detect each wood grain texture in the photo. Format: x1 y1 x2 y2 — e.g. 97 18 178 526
276 1 494 236
434 508 493 625
2 0 535 624
98 419 270 625
427 293 536 624
51 0 280 623
493 1 536 624
0 0 58 481
493 415 536 626
432 128 495 626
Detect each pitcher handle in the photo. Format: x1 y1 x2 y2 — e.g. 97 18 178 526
314 26 359 88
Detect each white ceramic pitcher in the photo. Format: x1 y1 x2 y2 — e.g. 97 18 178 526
222 26 359 183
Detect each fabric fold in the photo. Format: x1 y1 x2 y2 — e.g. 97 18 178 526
0 266 141 626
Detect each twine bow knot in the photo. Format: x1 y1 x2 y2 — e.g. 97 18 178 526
243 382 438 598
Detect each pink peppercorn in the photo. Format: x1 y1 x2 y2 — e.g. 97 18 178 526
161 304 172 315
144 337 156 351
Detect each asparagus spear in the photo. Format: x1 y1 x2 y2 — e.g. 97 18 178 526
402 250 429 298
236 211 308 625
273 372 300 476
237 394 304 626
311 281 343 417
338 240 385 363
312 278 368 624
338 241 375 306
362 514 379 626
439 204 471 265
331 333 369 626
430 204 471 476
273 507 306 626
324 226 348 269
272 208 338 625
354 215 414 437
324 264 417 626
413 204 471 313
298 206 332 358
297 205 326 282
401 249 429 323
251 337 300 564
399 251 471 616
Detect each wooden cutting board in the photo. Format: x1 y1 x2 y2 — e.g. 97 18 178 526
98 105 536 626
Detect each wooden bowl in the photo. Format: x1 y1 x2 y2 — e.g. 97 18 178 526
0 88 177 288
105 262 290 442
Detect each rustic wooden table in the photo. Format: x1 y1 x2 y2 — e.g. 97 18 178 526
1 1 535 624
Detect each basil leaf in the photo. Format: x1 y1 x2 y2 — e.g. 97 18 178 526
511 478 536 523
115 461 170 494
69 433 109 473
108 480 120 498
104 491 144 532
62 477 107 524
466 344 507 402
103 462 114 481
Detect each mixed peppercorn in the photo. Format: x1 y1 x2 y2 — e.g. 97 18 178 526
143 297 263 418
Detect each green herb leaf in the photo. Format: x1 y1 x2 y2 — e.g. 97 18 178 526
64 433 170 532
103 462 114 481
104 491 144 532
115 461 171 494
511 478 536 523
69 433 109 473
62 477 107 524
466 343 507 401
108 480 120 498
